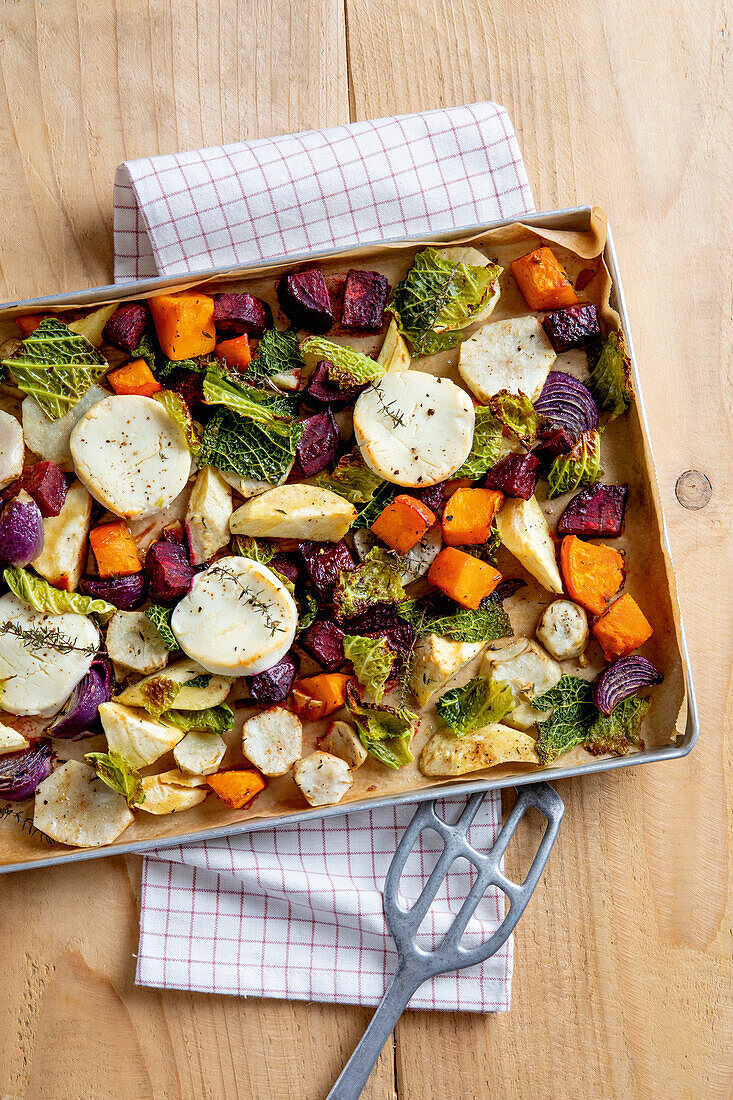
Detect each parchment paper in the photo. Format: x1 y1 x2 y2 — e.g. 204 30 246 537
0 207 688 867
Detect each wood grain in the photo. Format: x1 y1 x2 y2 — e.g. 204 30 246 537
0 0 731 1097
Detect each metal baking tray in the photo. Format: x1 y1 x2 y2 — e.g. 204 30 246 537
0 206 699 873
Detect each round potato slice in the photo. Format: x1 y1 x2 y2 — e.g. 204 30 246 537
70 394 190 518
353 372 474 488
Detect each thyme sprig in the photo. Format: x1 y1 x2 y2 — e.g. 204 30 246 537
0 803 55 844
0 619 96 656
208 565 285 637
372 383 406 427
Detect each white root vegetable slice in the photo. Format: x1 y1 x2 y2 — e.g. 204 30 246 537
70 394 190 518
173 731 226 775
241 705 302 776
420 723 539 776
99 701 184 768
495 495 563 594
481 638 562 731
171 556 297 676
33 481 92 592
353 372 474 488
0 410 23 488
230 484 356 542
458 315 556 404
536 600 589 660
293 751 353 806
106 610 170 675
22 385 108 473
34 760 133 847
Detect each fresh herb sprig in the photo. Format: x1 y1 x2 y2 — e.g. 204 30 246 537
208 565 285 637
0 619 96 656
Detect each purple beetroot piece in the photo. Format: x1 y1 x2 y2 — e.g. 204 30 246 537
18 461 67 517
144 539 197 603
303 361 366 409
102 302 149 353
533 426 576 459
484 453 541 500
557 483 629 539
299 539 357 601
542 303 601 354
340 270 390 332
268 553 300 586
413 481 447 516
170 370 205 411
247 651 299 704
81 572 146 610
213 293 273 338
277 269 333 333
299 618 346 671
341 602 404 634
296 410 340 476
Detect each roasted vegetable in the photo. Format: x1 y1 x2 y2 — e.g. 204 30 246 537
213 292 273 338
436 676 514 736
80 572 146 610
557 483 628 539
0 740 55 800
3 318 107 421
420 723 539 776
370 494 436 554
547 430 602 499
295 410 340 476
398 593 511 644
343 634 398 703
107 358 162 398
144 539 197 604
346 682 417 768
7 461 67 518
333 547 406 621
587 332 633 420
534 371 598 444
208 768 267 809
291 673 353 720
495 495 563 594
148 291 216 361
484 453 541 500
102 302 150 353
427 547 502 609
277 269 333 332
585 695 650 756
302 337 384 388
453 407 504 480
299 539 357 601
441 487 503 546
84 750 144 807
560 535 625 616
214 334 252 372
593 655 662 716
592 594 653 661
317 451 383 507
293 751 353 806
303 360 366 409
510 246 578 311
482 638 562 731
340 269 390 332
536 599 589 660
0 492 44 567
89 521 142 578
299 618 346 671
230 484 355 542
489 391 544 445
247 651 299 704
50 657 114 739
542 303 600 353
532 675 596 764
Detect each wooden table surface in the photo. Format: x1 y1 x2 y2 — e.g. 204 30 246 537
1 2 731 1097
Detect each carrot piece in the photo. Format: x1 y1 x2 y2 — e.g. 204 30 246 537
442 487 504 546
215 333 252 372
370 494 436 554
207 769 267 810
560 535 625 615
147 290 216 361
16 314 52 336
89 521 142 577
107 358 162 398
291 674 354 720
510 246 579 311
592 594 653 661
427 547 501 609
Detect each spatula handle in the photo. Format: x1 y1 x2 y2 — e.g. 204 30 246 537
325 965 418 1100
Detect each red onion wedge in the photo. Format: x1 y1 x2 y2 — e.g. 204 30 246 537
49 657 114 739
0 491 44 567
0 740 55 800
535 371 598 443
593 655 663 716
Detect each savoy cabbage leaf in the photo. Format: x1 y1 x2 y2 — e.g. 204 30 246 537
532 675 596 764
84 751 144 807
4 566 115 623
454 406 504 479
153 390 201 455
301 336 384 387
200 408 301 484
587 332 633 421
317 451 384 506
3 318 107 420
333 548 406 622
397 594 512 644
346 683 417 768
249 327 304 383
585 695 650 756
436 677 514 736
546 429 602 499
145 605 180 651
160 703 235 735
489 391 544 445
343 634 397 703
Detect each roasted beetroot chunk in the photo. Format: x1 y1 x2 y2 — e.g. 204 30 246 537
542 303 601 354
533 426 576 459
144 539 198 603
303 361 366 409
342 602 404 634
492 578 527 602
484 453 541 499
102 302 149 353
299 618 346 671
363 623 414 655
170 369 205 411
557 483 629 539
213 292 273 338
296 410 340 476
413 481 447 516
3 461 68 517
268 553 300 585
277 269 333 333
299 539 357 601
81 572 146 610
248 651 299 704
340 269 390 332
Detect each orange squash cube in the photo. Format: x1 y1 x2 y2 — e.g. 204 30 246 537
370 494 436 555
442 487 504 546
215 333 252 372
107 358 162 398
560 535 625 616
291 674 354 720
89 522 142 577
207 769 267 810
592 594 653 661
427 547 502 609
148 290 216 361
510 247 579 311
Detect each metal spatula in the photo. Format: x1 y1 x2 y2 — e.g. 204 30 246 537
326 781 564 1100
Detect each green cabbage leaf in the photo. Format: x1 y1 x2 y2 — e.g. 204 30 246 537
454 406 503 479
333 548 406 622
346 683 417 768
145 605 180 651
317 451 383 506
532 675 596 764
160 703 235 735
436 677 514 736
587 332 633 420
4 566 116 623
343 634 397 703
154 390 202 455
84 751 144 807
546 430 602 499
585 695 650 756
301 337 384 387
397 594 512 644
489 391 544 445
3 318 107 420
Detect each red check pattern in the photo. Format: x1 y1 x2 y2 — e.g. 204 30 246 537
120 101 535 1011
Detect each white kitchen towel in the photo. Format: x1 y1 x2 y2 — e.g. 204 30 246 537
119 101 534 1011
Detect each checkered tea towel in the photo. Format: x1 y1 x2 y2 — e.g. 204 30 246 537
118 101 534 1011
